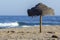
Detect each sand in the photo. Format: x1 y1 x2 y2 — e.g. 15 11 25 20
0 26 60 40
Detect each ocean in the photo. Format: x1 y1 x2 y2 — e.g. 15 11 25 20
0 16 60 28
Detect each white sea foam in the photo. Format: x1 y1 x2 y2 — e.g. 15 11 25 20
22 25 39 27
0 22 19 27
21 24 51 27
22 25 32 27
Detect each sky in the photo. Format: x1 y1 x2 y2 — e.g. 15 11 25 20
0 0 59 16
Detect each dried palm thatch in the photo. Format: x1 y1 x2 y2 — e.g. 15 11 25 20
42 8 54 16
27 3 55 33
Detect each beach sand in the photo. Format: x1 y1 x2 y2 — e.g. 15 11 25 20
0 26 60 40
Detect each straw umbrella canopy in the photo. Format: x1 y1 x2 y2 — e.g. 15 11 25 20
35 3 54 16
27 3 54 33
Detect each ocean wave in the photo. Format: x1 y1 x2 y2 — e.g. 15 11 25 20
0 22 19 27
0 21 60 28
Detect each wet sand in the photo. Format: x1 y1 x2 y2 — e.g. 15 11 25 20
0 26 60 40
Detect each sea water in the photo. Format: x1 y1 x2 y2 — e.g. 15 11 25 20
0 16 60 28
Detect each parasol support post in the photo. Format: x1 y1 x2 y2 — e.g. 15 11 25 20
40 15 42 33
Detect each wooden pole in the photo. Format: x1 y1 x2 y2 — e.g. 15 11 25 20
40 15 42 33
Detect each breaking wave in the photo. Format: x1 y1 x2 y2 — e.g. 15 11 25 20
0 21 60 28
0 21 39 28
0 22 19 27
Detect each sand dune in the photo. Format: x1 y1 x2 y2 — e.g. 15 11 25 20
0 26 60 40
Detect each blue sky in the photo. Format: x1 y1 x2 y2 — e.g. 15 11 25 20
0 0 59 16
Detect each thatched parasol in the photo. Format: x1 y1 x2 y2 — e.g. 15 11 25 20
27 3 54 33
